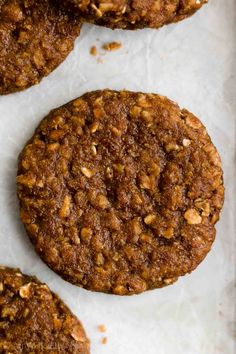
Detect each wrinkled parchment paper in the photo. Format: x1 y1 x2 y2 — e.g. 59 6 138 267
0 1 235 353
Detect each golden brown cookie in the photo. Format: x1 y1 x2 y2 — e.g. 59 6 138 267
63 0 207 29
0 0 81 95
0 266 90 353
17 90 224 295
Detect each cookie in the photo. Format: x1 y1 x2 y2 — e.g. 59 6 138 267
17 90 224 295
0 266 90 353
63 0 207 30
0 0 81 95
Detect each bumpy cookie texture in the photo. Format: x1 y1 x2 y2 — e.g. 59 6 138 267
17 90 224 295
63 0 207 29
0 267 90 353
0 0 81 95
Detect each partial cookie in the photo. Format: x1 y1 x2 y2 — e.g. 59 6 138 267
63 0 207 30
0 266 90 353
0 0 81 95
17 90 224 295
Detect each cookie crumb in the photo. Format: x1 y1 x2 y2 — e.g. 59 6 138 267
90 46 97 56
103 42 122 51
101 337 107 344
98 324 106 333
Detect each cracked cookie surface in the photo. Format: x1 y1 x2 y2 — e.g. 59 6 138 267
62 0 207 29
17 90 224 295
0 0 81 94
0 266 90 353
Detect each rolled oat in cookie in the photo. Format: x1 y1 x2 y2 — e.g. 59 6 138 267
0 266 90 353
62 0 207 30
17 90 224 295
0 0 81 95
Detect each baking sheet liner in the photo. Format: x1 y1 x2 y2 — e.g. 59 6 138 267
0 1 235 353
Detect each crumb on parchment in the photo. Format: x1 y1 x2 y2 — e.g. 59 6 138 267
97 324 107 345
98 324 106 333
103 42 122 51
90 41 122 60
101 337 107 344
90 46 97 56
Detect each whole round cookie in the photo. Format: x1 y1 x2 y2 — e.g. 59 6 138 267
62 0 207 30
0 266 90 353
17 90 224 295
0 0 81 95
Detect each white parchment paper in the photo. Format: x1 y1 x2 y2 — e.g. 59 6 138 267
0 1 235 353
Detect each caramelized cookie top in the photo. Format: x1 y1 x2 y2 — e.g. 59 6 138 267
17 90 224 295
0 0 81 94
0 266 90 353
62 0 207 29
